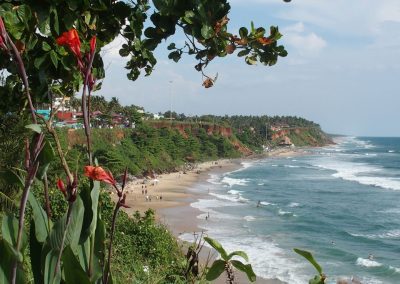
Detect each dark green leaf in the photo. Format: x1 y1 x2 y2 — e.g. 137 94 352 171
167 43 176 50
294 248 323 275
62 246 91 284
50 50 58 69
30 223 44 284
205 259 225 281
237 49 250 57
239 27 248 39
231 260 256 282
0 239 25 284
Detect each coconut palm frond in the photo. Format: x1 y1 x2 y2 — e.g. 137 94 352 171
0 191 18 213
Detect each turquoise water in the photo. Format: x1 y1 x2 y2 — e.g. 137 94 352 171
182 137 400 284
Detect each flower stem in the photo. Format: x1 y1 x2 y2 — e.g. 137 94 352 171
103 200 121 284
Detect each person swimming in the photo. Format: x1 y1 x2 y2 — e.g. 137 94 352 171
256 200 261 207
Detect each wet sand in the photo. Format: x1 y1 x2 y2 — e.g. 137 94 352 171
116 148 306 283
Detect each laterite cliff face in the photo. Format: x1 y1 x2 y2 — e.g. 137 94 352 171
271 127 333 146
150 122 233 137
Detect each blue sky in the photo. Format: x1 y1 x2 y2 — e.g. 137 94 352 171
97 0 400 136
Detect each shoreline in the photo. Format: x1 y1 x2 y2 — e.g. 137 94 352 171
119 147 310 283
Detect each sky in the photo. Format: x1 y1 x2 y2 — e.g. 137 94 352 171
97 0 400 137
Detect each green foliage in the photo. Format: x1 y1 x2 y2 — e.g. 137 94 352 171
204 236 256 283
294 248 326 284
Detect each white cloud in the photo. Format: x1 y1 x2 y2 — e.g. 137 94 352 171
285 32 326 54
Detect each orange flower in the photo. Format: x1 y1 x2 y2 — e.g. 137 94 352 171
84 166 116 185
56 29 81 59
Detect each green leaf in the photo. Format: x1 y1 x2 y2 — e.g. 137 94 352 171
204 237 228 260
201 24 214 40
294 248 323 275
231 260 256 282
44 249 61 284
1 214 26 264
62 246 91 284
205 259 226 281
167 43 176 50
0 239 25 284
227 250 248 262
49 198 84 252
79 181 100 242
237 49 250 57
239 27 248 39
50 50 58 69
2 214 27 252
28 191 51 243
25 124 42 133
42 42 51 52
245 56 257 65
309 275 325 284
37 140 56 180
30 223 44 284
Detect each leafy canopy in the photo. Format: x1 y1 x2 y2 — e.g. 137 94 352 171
0 0 287 108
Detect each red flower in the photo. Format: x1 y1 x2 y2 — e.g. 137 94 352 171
90 36 96 54
56 29 82 59
84 166 116 185
57 178 67 197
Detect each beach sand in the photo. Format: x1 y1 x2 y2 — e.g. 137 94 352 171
116 148 306 283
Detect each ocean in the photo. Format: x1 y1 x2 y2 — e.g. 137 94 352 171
181 137 400 284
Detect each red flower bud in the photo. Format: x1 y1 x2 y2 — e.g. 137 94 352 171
57 179 67 197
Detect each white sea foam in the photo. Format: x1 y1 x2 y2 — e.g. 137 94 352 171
227 189 243 195
356 257 382 268
209 192 249 203
284 165 300 168
350 229 400 240
260 201 276 206
278 209 296 217
207 174 221 185
221 176 248 187
271 164 278 167
288 202 300 208
257 183 265 186
379 208 400 214
388 150 395 153
243 215 256 221
314 159 400 191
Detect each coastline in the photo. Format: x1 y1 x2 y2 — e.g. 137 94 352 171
120 147 309 283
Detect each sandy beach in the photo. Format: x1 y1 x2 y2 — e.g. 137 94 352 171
116 147 307 283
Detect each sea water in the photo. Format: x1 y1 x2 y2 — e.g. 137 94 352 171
180 137 400 284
